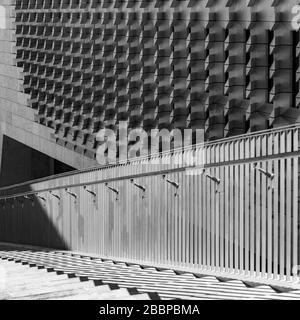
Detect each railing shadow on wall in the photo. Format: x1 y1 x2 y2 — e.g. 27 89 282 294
0 123 300 286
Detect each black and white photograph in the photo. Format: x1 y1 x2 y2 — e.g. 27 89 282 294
0 0 300 314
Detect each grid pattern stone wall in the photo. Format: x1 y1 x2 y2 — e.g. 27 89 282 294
3 0 300 163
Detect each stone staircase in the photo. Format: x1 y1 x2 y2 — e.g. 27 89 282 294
1 244 300 300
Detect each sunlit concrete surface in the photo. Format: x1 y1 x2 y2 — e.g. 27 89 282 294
0 6 5 29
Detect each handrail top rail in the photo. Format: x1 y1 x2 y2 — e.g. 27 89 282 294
0 123 298 192
1 147 299 201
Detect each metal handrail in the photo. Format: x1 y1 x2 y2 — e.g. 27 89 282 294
0 148 299 201
0 123 298 193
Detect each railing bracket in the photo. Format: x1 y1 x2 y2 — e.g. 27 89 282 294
84 186 97 197
16 197 24 207
36 193 46 202
49 191 60 200
65 188 77 199
105 183 119 200
202 170 221 185
24 195 35 206
162 175 179 196
253 163 275 180
84 186 97 204
130 179 146 192
6 199 14 208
